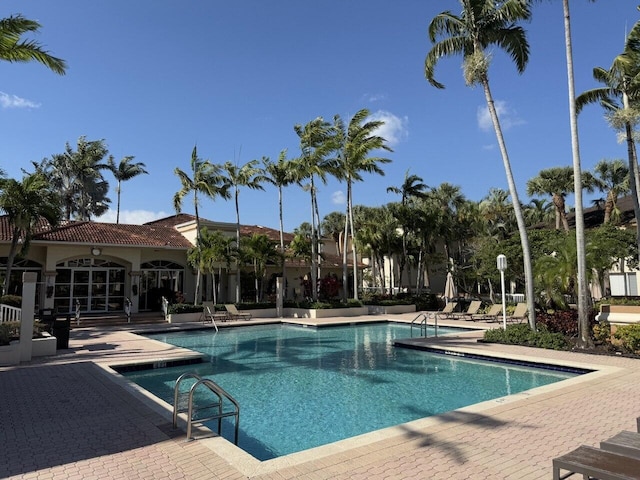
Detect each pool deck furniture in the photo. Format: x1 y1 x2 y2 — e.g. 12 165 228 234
601 430 640 460
552 444 640 480
224 304 252 321
470 303 503 322
449 300 482 321
202 302 229 323
507 302 528 323
434 301 458 320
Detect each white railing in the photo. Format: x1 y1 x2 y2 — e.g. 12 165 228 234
0 304 22 323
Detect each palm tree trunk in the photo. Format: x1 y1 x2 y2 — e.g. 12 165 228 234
309 181 318 301
482 77 536 330
2 227 21 295
347 182 358 300
563 0 591 348
624 116 640 255
116 180 122 224
342 208 349 302
193 193 202 305
278 186 287 300
235 188 242 303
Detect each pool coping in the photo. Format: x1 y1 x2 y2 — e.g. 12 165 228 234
98 318 624 478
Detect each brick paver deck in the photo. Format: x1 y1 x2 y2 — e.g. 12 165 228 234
1 314 639 479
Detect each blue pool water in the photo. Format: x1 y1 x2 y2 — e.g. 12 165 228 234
123 323 578 460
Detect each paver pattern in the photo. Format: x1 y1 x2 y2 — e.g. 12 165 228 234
1 314 639 479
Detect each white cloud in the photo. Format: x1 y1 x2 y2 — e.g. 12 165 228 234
0 92 40 109
477 101 525 132
96 209 171 225
363 93 387 103
367 110 409 147
331 191 346 205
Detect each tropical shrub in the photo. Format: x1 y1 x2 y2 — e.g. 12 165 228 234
613 324 640 354
167 303 203 315
0 295 21 307
0 322 20 346
592 320 612 345
483 323 568 350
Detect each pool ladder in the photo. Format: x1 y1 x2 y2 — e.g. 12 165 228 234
173 373 240 444
411 312 438 338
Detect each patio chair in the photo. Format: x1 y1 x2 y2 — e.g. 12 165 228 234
507 302 528 323
224 304 252 321
552 444 640 480
434 301 458 320
450 300 482 321
202 301 229 323
470 303 503 322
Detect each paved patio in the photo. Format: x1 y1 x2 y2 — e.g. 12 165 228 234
1 314 639 479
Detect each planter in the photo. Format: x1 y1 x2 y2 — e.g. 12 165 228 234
367 304 416 315
0 340 21 366
244 308 277 318
32 333 57 357
166 312 202 323
596 305 640 326
285 306 369 319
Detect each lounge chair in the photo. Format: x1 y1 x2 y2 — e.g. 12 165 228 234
224 304 252 321
600 430 640 460
450 300 482 320
552 444 640 480
507 302 528 323
202 301 229 323
435 302 458 320
470 303 503 322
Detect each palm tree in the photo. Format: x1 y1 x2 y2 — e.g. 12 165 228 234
261 150 294 299
241 233 281 302
38 137 111 221
591 159 630 224
576 19 640 249
107 156 148 224
174 146 230 304
0 15 66 74
526 166 576 231
190 227 234 305
221 159 266 303
524 198 554 227
425 0 536 329
291 117 339 301
335 109 392 301
0 172 61 295
321 211 346 256
388 172 430 291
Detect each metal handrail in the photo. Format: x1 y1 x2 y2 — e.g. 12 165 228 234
173 372 240 444
410 312 438 338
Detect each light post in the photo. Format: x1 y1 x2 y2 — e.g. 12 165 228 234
497 254 507 330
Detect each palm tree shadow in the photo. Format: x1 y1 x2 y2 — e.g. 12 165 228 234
396 410 522 465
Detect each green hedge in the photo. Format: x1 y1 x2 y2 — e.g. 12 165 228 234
483 324 568 350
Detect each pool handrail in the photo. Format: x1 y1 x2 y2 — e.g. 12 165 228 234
411 312 438 338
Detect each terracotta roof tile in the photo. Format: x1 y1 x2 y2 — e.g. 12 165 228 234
143 213 196 227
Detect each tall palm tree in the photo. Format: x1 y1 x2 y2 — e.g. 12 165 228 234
335 109 392 301
526 166 576 231
0 15 66 74
321 211 346 256
387 170 428 293
261 150 294 298
107 156 148 224
425 0 536 329
191 227 234 305
553 0 604 348
38 137 111 221
174 146 230 304
221 159 266 303
291 117 339 301
576 19 640 249
0 172 61 295
524 198 554 227
591 159 630 224
241 233 281 302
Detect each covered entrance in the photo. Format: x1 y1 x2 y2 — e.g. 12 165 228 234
55 258 126 313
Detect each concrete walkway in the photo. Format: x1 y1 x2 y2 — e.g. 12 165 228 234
1 314 639 479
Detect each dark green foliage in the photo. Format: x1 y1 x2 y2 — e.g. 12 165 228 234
167 303 204 314
0 321 20 345
0 295 21 307
483 323 568 350
614 324 640 353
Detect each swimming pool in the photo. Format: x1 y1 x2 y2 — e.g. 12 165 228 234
123 322 579 460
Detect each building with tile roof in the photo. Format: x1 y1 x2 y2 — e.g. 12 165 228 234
0 214 361 315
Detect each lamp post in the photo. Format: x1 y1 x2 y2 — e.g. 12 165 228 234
497 254 507 330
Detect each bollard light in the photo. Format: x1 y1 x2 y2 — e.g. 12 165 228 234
497 255 507 330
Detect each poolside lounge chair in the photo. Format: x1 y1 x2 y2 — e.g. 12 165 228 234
224 304 252 321
435 302 458 320
600 430 640 460
450 300 482 320
202 301 229 323
470 303 503 322
507 302 528 323
552 444 640 480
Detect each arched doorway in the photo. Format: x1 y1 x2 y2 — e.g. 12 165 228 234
139 260 184 311
55 258 126 313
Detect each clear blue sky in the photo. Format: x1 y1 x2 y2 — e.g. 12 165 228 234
0 1 638 232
